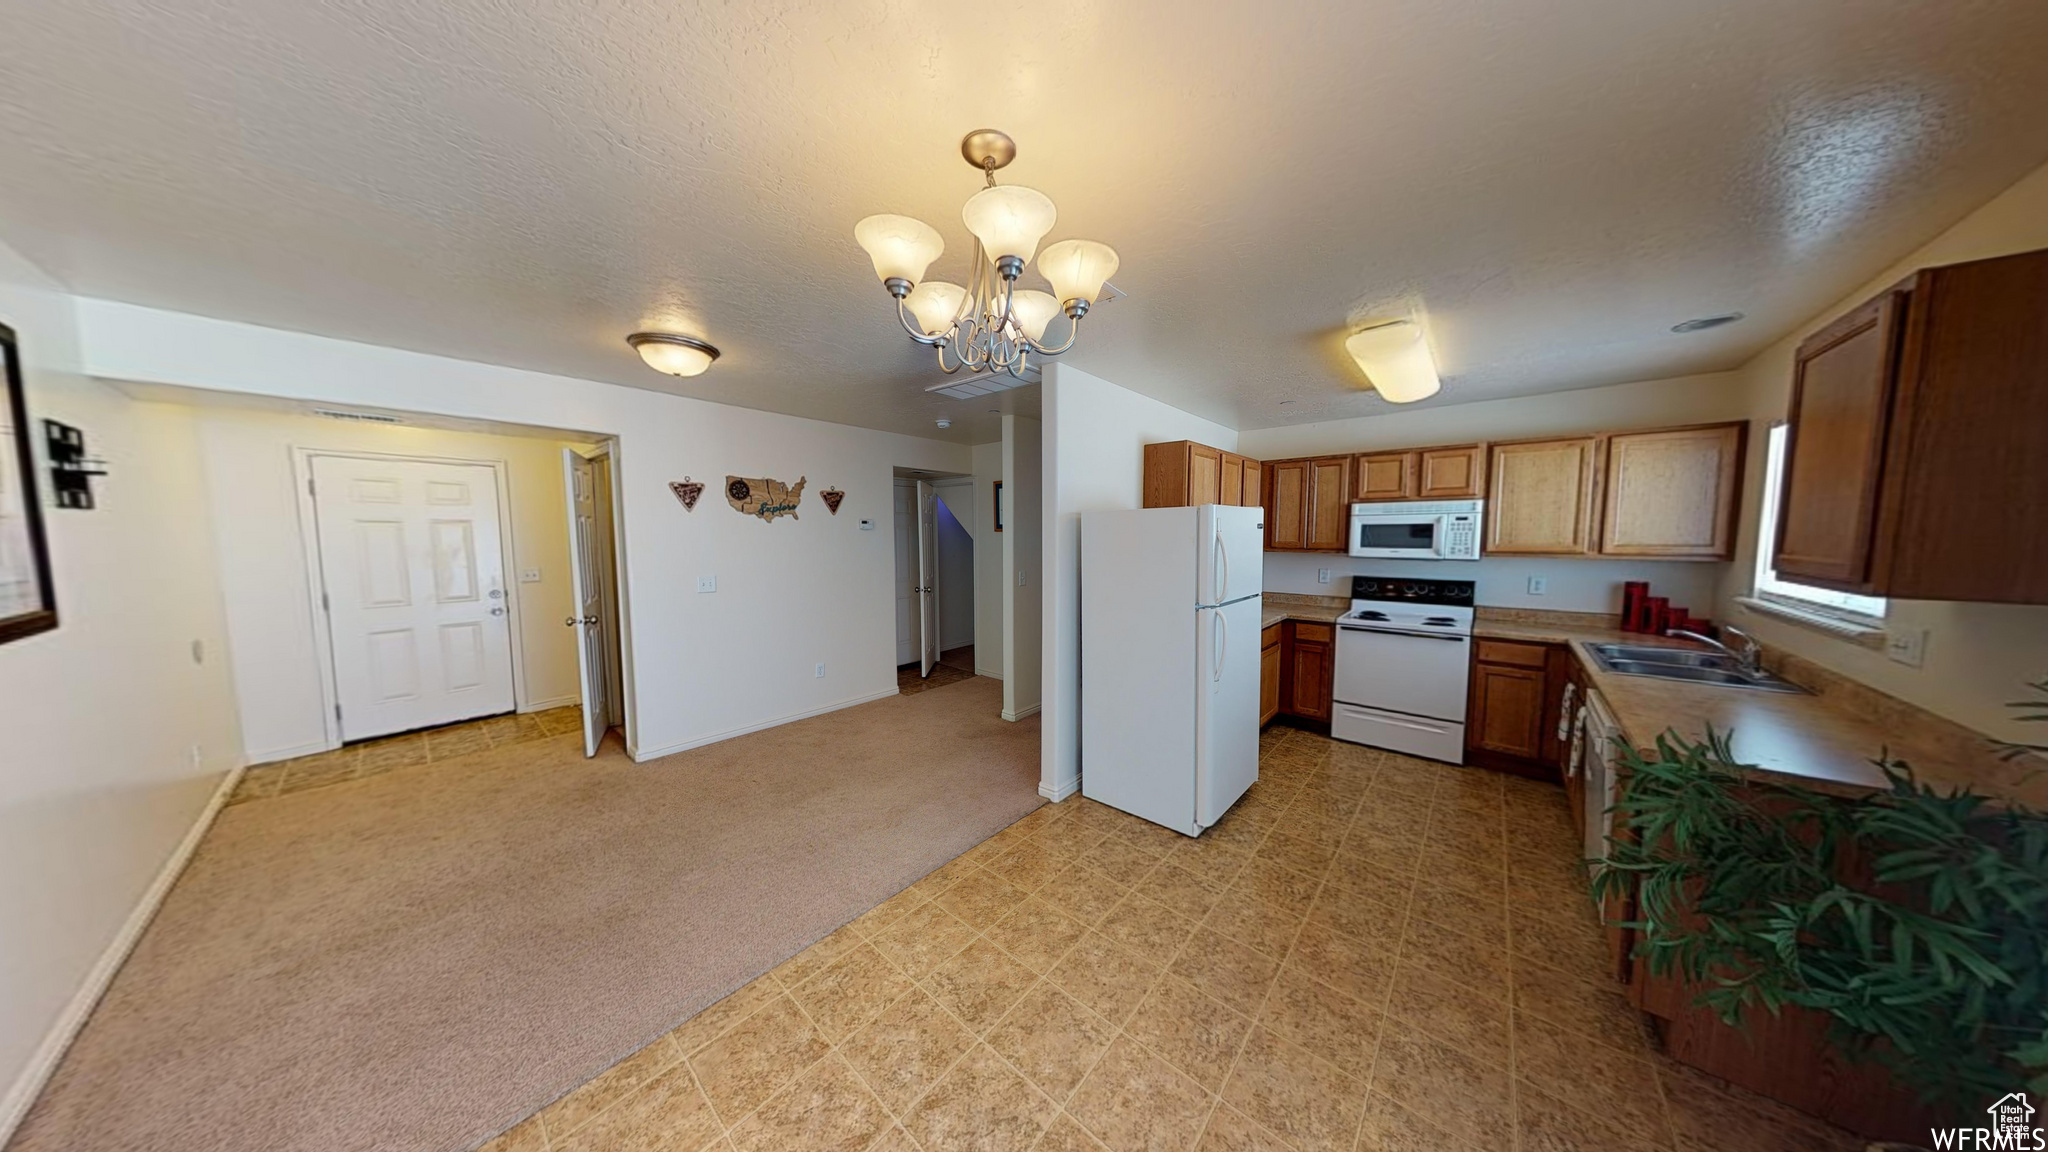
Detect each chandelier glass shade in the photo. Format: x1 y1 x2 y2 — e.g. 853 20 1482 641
854 130 1118 380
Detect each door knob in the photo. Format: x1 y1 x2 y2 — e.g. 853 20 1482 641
564 616 579 627
582 615 600 626
490 607 506 616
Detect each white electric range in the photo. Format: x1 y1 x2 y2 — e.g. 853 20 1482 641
1330 575 1476 764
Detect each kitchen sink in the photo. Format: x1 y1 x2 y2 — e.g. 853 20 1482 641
1589 646 1807 693
1589 644 1739 669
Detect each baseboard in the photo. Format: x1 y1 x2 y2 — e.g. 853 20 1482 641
0 760 245 1145
1001 703 1041 722
519 694 579 713
629 687 904 762
245 738 335 766
975 667 1003 680
1037 777 1080 802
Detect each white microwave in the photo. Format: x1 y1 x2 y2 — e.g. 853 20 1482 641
1348 500 1483 560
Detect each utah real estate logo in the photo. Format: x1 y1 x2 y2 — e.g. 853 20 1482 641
1931 1092 2045 1150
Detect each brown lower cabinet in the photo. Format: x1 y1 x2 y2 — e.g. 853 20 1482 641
1261 619 1335 725
1259 624 1281 725
1464 638 1571 779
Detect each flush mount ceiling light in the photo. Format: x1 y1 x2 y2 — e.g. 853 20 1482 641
1344 319 1441 404
627 332 720 377
855 129 1120 382
1671 312 1745 333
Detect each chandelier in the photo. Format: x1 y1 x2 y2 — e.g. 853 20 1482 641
854 129 1119 380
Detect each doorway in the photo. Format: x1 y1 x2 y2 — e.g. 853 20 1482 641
306 452 519 742
894 470 976 693
563 444 626 756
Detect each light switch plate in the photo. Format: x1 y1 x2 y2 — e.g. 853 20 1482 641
519 567 542 583
1527 576 1547 595
1317 568 1331 584
697 575 717 593
1885 627 1928 667
815 662 826 678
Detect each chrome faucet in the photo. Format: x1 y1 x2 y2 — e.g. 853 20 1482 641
1668 624 1764 677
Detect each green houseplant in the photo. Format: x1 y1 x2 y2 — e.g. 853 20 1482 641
1591 710 2048 1109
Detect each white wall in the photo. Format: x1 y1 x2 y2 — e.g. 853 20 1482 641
0 247 241 1130
191 408 585 762
1002 415 1043 723
971 442 1004 679
1238 371 1749 617
1041 363 1239 802
75 299 971 759
1716 160 2048 744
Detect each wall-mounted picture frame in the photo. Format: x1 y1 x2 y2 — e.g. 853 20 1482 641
993 480 1004 532
0 321 59 644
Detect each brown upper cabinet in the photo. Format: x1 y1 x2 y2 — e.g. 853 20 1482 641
1486 437 1603 555
1773 246 2048 604
1143 440 1262 509
1351 444 1485 502
1265 455 1351 551
1599 423 1746 559
1354 451 1414 501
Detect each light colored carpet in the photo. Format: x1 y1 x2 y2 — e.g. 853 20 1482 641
8 676 1040 1152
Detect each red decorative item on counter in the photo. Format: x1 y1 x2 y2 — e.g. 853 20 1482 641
1621 582 1648 632
1646 597 1669 635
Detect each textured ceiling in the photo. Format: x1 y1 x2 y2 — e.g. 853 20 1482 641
2 0 2046 443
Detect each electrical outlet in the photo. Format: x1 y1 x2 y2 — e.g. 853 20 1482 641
189 743 203 769
519 567 542 583
1017 569 1028 587
815 662 826 678
1885 627 1928 668
697 575 717 593
1317 568 1331 584
1527 576 1548 595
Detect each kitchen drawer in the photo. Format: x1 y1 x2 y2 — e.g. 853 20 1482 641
1292 622 1334 644
1475 639 1548 668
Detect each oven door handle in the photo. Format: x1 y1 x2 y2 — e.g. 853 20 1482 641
1338 624 1469 641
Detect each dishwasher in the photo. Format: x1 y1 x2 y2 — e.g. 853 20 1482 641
1578 689 1625 862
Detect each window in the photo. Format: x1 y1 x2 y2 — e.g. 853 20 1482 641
1752 423 1887 619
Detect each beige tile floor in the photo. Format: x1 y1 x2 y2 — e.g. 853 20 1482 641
476 726 1862 1152
228 706 585 805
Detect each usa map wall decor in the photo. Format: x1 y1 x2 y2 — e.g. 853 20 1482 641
725 475 805 522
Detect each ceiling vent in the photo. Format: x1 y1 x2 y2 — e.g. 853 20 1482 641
309 408 405 424
922 362 1041 399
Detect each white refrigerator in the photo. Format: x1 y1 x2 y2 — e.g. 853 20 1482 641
1080 504 1264 836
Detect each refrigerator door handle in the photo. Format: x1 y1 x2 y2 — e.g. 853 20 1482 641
1213 525 1229 605
1213 608 1228 684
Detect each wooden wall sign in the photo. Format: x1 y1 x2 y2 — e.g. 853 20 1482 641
669 478 704 511
726 475 806 522
820 487 846 515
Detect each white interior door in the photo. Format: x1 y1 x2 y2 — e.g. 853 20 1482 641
563 448 609 757
312 455 514 741
917 480 940 676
